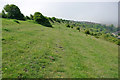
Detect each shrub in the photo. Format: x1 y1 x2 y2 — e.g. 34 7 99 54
56 19 60 23
25 16 30 20
3 28 10 32
3 4 25 20
71 25 74 28
90 32 94 36
117 40 120 46
33 12 52 27
76 27 80 32
33 12 44 23
66 24 70 28
48 17 54 23
95 36 99 38
52 17 56 21
2 10 7 18
85 29 90 35
13 20 20 24
30 14 33 20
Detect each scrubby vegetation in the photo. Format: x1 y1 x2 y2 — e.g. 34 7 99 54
33 12 52 27
66 24 70 28
1 4 119 78
13 20 20 24
76 27 80 32
2 18 118 78
1 4 118 43
2 4 25 20
85 29 90 35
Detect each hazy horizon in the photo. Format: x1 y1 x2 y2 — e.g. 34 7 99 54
0 0 119 27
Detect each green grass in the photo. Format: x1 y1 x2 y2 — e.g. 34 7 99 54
2 18 118 78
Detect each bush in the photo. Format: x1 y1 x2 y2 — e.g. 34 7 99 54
52 17 56 21
66 24 70 28
76 27 80 32
71 25 74 28
117 40 120 46
25 16 30 20
33 12 52 27
3 4 25 20
85 29 90 35
2 10 7 18
90 32 94 36
33 12 44 23
95 36 99 38
56 19 60 23
13 20 20 24
30 14 33 20
48 17 54 23
3 28 10 32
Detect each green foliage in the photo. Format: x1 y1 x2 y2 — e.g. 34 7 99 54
56 19 61 23
30 14 33 20
0 13 1 17
76 27 80 32
103 33 110 39
3 4 25 20
2 10 7 18
3 28 10 32
52 17 56 21
71 25 74 28
33 12 52 27
117 40 120 45
33 12 44 22
85 29 90 35
50 17 62 23
48 17 54 23
66 24 70 28
95 36 99 38
13 20 20 24
76 27 80 30
101 33 118 44
25 16 30 20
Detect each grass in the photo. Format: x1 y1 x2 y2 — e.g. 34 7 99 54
2 18 118 78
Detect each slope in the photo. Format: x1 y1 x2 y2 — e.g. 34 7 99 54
2 18 118 78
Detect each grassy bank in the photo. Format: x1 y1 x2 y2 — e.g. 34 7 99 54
2 18 118 78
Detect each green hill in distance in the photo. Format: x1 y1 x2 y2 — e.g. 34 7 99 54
2 18 118 78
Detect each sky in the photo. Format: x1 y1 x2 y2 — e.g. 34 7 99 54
0 0 119 26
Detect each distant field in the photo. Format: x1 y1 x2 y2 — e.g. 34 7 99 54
2 18 118 78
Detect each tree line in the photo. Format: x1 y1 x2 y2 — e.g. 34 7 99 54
0 4 52 27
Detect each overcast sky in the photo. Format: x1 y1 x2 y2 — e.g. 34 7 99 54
0 0 119 26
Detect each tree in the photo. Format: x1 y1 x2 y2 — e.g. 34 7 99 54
33 12 52 27
3 4 25 20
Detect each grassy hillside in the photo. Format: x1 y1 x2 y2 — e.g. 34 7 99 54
2 18 118 78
